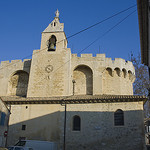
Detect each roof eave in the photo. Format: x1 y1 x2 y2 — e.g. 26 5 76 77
137 0 149 66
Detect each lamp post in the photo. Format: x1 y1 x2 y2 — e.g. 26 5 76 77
72 80 76 95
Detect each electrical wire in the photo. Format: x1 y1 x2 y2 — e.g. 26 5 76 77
37 9 137 82
0 4 137 71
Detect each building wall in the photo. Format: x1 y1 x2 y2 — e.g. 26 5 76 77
7 101 145 150
0 100 10 147
0 59 31 96
0 53 135 97
7 104 61 146
61 101 145 150
0 11 145 150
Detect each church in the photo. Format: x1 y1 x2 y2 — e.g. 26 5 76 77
0 10 146 150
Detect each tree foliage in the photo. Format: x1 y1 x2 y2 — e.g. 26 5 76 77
131 53 150 96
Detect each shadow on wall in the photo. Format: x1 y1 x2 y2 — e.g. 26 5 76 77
8 70 29 97
73 65 93 95
7 109 145 150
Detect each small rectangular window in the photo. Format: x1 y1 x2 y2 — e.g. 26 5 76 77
22 125 26 130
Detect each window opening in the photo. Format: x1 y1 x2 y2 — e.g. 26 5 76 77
22 125 26 130
48 35 57 51
114 109 124 126
0 112 6 126
73 115 81 131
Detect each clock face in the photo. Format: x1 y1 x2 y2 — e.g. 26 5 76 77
45 65 53 73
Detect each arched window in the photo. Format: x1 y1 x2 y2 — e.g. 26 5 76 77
128 70 132 80
106 68 113 76
48 35 57 51
73 115 81 131
114 68 121 77
122 68 127 78
114 109 124 126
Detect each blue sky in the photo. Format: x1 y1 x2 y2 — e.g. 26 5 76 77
0 0 139 62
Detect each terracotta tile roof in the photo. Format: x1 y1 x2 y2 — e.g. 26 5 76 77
0 95 147 105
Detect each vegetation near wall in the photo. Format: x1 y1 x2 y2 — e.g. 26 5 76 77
131 53 150 96
131 53 150 117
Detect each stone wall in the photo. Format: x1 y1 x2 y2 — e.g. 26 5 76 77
0 99 10 147
7 104 61 146
0 59 31 96
60 101 145 150
0 46 135 97
7 101 146 150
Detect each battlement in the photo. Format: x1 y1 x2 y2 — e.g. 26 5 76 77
81 54 93 57
0 59 31 68
71 53 135 75
72 53 106 58
106 58 135 74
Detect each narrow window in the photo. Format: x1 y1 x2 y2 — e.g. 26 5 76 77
0 112 6 126
114 109 124 126
73 115 81 131
22 125 26 130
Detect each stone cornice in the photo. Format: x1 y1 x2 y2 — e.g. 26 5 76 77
1 95 147 105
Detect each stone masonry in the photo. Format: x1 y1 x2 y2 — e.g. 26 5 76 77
0 10 146 150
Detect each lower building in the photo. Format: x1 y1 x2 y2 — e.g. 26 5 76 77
3 95 146 150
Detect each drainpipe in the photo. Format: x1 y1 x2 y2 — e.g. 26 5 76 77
61 100 67 150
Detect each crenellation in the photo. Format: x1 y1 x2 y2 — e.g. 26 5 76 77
0 61 10 67
72 54 77 57
96 54 105 60
11 60 22 63
105 58 113 64
81 54 93 57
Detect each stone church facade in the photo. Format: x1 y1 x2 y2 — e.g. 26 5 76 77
0 10 146 150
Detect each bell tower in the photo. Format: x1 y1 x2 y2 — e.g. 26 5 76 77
40 9 67 51
27 10 71 97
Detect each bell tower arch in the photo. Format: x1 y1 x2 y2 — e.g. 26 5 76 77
47 35 57 51
40 9 67 51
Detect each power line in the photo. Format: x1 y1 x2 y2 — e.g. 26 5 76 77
66 4 136 40
44 10 137 78
78 10 136 55
0 4 137 71
31 9 136 88
0 7 137 98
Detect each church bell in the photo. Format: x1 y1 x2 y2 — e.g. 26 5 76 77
48 35 56 51
48 43 55 51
